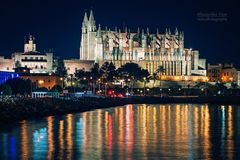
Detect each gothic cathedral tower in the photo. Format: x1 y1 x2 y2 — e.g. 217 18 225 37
80 10 97 60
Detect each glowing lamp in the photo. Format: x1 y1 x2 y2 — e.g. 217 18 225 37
38 80 44 84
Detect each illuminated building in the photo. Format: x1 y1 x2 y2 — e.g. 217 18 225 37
221 64 238 83
78 10 207 78
12 34 53 74
207 64 222 82
207 63 238 83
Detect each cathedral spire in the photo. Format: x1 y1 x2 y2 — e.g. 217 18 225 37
88 9 96 31
175 27 178 35
97 24 101 37
118 29 122 39
82 11 88 28
82 11 88 33
147 27 149 35
89 9 95 23
157 28 159 35
137 27 140 34
83 11 88 24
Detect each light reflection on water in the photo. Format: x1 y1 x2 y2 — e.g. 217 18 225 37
0 104 240 159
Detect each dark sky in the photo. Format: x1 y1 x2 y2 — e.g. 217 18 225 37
0 0 239 67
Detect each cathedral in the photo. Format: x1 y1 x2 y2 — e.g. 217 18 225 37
79 10 207 81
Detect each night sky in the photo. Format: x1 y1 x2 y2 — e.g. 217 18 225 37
0 0 239 67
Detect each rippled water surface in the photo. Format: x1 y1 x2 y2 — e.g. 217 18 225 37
1 104 240 159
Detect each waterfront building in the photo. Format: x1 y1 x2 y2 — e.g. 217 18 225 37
12 35 53 74
221 64 238 83
77 10 207 80
207 63 238 83
207 64 222 82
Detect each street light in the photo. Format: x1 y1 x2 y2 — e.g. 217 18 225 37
143 77 146 96
72 82 75 93
98 79 101 92
183 75 188 96
159 88 162 97
60 77 64 89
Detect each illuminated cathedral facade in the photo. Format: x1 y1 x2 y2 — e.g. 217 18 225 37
79 10 206 79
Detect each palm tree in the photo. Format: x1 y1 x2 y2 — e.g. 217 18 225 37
117 62 150 95
140 69 150 96
152 73 157 88
55 58 67 77
230 82 238 95
100 62 116 83
156 65 165 89
74 69 86 88
15 60 21 68
215 82 227 95
99 62 117 95
90 63 101 94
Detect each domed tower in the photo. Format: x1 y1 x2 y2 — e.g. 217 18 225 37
24 34 36 53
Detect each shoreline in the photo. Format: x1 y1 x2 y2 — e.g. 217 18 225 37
0 96 240 123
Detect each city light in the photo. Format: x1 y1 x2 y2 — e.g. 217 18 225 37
38 80 44 84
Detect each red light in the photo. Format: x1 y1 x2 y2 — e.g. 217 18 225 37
117 93 123 98
108 90 114 95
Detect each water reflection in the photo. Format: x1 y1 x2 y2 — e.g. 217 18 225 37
21 120 29 159
47 117 54 159
0 104 240 159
